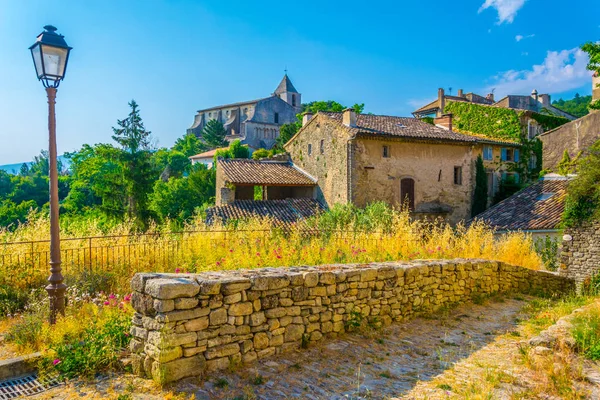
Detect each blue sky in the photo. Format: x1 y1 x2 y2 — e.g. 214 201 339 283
0 0 598 164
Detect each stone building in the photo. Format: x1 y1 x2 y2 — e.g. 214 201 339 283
282 110 519 223
539 75 600 170
187 75 301 149
413 87 577 120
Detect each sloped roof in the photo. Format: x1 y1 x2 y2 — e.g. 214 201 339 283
197 97 270 113
321 113 518 145
473 178 570 231
218 159 316 186
206 198 324 225
274 74 298 94
189 147 228 159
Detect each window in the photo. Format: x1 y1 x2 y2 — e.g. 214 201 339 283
274 112 279 124
501 148 519 162
501 172 520 184
382 145 390 158
529 154 537 169
320 140 324 154
308 143 312 155
483 146 493 161
486 171 496 196
528 121 537 139
453 166 463 185
292 94 296 107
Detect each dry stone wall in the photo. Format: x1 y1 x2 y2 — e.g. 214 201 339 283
560 220 600 287
129 259 573 383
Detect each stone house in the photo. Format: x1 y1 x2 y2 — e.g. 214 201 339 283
280 110 520 223
413 87 576 121
539 75 600 171
187 74 301 149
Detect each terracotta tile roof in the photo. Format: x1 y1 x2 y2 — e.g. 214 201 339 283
322 113 517 146
206 198 325 225
189 147 228 159
473 178 570 231
218 159 316 186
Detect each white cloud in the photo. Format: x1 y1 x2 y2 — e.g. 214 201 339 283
516 34 535 42
479 0 527 24
485 48 591 97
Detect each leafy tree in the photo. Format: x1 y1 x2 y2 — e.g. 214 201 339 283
111 100 157 225
0 200 36 228
552 94 592 118
214 140 249 161
557 150 575 176
151 149 191 180
276 123 299 149
18 163 29 176
582 42 600 110
173 132 206 157
149 164 216 223
63 144 127 217
252 148 271 160
201 119 228 149
472 155 488 217
0 171 13 198
563 139 600 225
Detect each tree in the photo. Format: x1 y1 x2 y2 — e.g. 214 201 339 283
201 119 228 149
276 123 299 149
557 150 574 176
149 164 216 223
214 140 249 161
582 42 600 110
111 100 157 225
563 139 600 225
552 94 592 118
252 149 271 160
173 132 206 157
472 155 488 217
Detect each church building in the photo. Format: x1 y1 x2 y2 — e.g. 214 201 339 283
187 75 301 149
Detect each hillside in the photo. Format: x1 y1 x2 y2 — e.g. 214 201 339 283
552 93 592 118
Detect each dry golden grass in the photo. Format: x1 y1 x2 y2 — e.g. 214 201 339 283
0 210 543 292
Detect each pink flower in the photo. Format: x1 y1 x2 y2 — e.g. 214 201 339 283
108 294 116 299
53 359 61 366
103 301 110 306
175 268 181 273
123 294 131 302
216 261 221 266
437 246 442 251
229 249 234 253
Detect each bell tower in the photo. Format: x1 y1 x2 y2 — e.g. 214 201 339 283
274 73 301 112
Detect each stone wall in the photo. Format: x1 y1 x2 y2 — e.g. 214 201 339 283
560 220 600 287
539 111 600 171
129 259 573 384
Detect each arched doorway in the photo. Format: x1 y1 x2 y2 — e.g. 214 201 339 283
400 178 415 211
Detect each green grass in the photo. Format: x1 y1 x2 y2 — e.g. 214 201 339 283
572 305 600 360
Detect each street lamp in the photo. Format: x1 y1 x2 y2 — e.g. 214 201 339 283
29 25 72 324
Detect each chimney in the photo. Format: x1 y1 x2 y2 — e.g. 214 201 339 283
437 88 445 117
457 89 464 98
434 113 453 131
342 108 357 127
486 93 494 102
531 89 538 102
302 112 313 126
539 94 550 106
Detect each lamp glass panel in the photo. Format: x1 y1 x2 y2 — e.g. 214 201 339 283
31 45 44 78
41 45 68 79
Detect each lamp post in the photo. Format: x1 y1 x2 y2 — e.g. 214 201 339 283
29 25 72 324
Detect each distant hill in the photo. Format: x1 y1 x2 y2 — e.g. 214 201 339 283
552 94 592 118
0 155 70 175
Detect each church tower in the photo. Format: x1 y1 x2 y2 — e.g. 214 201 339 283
274 74 301 112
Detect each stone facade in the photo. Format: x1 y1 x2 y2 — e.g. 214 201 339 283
286 113 516 224
560 220 600 287
187 75 301 149
130 259 573 383
539 111 600 171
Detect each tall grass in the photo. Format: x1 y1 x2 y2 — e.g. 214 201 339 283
0 204 542 292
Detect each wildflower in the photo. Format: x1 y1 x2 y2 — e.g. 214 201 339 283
123 294 131 302
53 359 61 366
104 301 110 306
175 268 181 273
256 252 260 257
108 293 116 299
437 246 442 251
216 261 221 266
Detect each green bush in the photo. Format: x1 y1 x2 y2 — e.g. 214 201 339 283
572 306 600 360
0 284 31 316
534 236 559 271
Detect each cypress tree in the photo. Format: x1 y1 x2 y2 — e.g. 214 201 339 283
472 155 488 217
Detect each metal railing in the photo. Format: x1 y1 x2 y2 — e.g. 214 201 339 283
0 229 411 286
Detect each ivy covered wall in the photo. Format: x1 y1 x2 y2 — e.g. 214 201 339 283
444 101 522 140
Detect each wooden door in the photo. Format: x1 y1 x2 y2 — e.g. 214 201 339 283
400 178 415 211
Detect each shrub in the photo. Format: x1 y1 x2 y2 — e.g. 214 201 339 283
572 305 600 360
534 236 559 271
